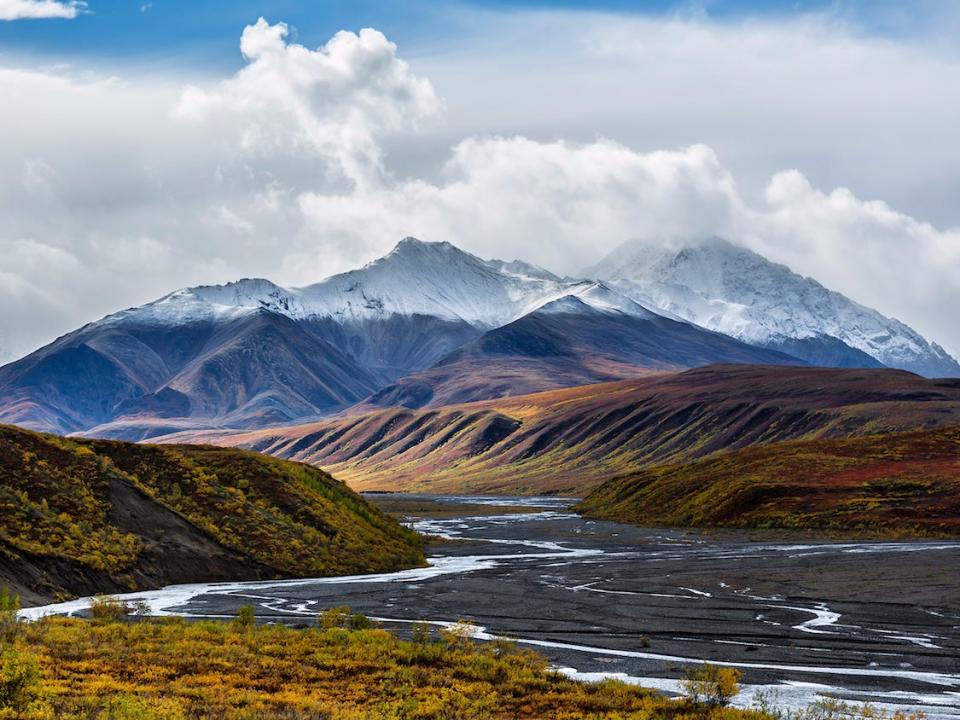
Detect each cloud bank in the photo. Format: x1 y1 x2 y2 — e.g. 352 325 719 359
0 0 84 20
1 14 959 362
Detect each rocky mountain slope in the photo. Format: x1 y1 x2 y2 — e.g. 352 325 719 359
159 365 960 495
575 425 960 536
587 237 960 377
0 310 381 437
0 424 424 605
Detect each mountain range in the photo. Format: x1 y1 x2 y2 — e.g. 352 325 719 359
0 236 957 440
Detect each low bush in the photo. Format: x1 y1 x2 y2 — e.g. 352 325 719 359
88 595 130 623
681 663 741 708
0 646 47 719
11 615 703 719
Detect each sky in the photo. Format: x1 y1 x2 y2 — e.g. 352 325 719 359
1 0 959 361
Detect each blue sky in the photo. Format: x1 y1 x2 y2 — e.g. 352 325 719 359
0 0 935 70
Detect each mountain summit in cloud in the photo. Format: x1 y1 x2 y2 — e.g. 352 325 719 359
587 237 960 378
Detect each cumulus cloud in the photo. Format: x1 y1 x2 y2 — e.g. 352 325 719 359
1 13 959 363
173 18 441 189
299 139 744 271
751 171 960 335
0 0 84 20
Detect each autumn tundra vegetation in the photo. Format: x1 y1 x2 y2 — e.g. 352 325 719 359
577 425 960 536
0 425 424 603
0 591 926 720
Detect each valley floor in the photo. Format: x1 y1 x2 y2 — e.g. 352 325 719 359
21 495 960 718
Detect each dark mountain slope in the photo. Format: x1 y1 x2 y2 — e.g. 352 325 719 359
302 314 482 383
0 424 424 605
165 365 960 495
575 425 960 536
764 335 886 370
0 310 379 438
365 299 801 409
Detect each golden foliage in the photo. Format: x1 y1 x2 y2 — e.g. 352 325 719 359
13 615 766 720
0 425 425 600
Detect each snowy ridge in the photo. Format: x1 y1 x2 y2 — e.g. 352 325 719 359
102 238 658 331
525 281 658 319
587 238 960 377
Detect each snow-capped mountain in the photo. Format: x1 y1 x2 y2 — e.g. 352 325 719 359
4 238 740 438
586 237 960 377
120 238 634 329
8 234 951 442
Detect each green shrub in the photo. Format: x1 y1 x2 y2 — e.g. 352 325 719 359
319 606 350 630
234 605 255 629
347 612 373 630
0 589 20 644
681 663 741 708
88 595 131 623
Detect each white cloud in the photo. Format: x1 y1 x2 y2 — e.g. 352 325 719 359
750 171 960 338
0 0 84 20
173 18 441 189
299 139 744 271
1 13 959 364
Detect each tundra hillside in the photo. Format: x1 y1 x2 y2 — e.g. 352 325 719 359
0 425 424 605
576 425 960 536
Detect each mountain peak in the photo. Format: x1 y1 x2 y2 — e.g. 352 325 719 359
389 236 459 256
588 238 960 377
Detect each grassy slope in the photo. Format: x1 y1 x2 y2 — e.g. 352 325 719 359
13 616 760 720
161 365 960 495
0 424 424 603
576 426 960 536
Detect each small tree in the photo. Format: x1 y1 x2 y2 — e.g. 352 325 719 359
234 605 256 630
130 600 152 617
681 663 741 708
0 588 20 643
411 621 432 644
319 606 350 630
439 619 477 649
